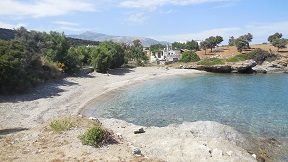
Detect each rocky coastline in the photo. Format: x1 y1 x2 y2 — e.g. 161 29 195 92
0 66 284 161
179 59 288 74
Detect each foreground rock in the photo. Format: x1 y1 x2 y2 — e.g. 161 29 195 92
181 58 288 74
253 60 288 73
182 60 257 73
101 118 259 161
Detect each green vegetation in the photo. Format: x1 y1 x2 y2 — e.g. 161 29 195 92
268 32 287 51
200 36 223 53
0 28 15 41
268 32 282 43
246 48 275 64
179 51 200 62
197 58 224 66
78 127 112 147
172 39 199 51
50 118 75 133
226 54 249 62
125 39 148 66
235 33 253 52
0 27 147 93
228 36 235 46
150 43 166 52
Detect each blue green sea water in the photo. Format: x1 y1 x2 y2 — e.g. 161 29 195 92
84 73 288 140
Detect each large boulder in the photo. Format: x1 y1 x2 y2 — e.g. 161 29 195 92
253 61 288 73
194 60 257 73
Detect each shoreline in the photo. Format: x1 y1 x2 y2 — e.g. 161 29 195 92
0 66 282 161
0 66 205 129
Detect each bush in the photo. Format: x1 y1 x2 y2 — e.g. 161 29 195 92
179 51 200 62
50 118 75 133
246 48 275 64
197 58 224 66
226 54 249 62
78 127 112 147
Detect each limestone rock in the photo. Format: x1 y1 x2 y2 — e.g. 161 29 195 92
134 127 145 134
226 151 233 156
212 148 223 158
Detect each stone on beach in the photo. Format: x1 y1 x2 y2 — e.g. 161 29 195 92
133 127 145 134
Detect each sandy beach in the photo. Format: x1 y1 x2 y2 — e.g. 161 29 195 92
0 67 263 161
0 67 205 129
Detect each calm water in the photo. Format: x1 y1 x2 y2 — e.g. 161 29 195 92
84 73 288 139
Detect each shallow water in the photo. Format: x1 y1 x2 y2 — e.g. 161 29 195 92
84 73 288 140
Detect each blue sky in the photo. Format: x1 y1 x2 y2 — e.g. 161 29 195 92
0 0 287 44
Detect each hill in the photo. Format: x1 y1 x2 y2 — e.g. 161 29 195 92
196 44 288 60
68 31 169 47
0 28 100 47
0 28 15 40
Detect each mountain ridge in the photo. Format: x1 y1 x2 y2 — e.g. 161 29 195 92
68 31 169 47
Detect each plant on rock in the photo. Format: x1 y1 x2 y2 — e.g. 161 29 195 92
78 127 114 147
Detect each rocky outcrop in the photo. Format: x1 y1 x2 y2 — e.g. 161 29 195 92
231 60 257 73
101 118 262 162
180 60 257 73
180 58 288 74
253 60 288 73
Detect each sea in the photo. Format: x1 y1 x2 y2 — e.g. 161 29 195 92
83 73 288 160
84 73 288 140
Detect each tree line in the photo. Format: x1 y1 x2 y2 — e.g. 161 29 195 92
0 27 147 93
228 32 287 52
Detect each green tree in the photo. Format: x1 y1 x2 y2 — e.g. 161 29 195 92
200 41 209 54
246 48 274 64
272 38 287 51
0 40 44 92
91 46 111 73
228 36 235 46
126 39 148 65
150 43 166 52
235 33 253 52
204 36 223 52
186 40 199 51
179 50 200 62
98 41 125 69
268 32 282 43
172 42 186 50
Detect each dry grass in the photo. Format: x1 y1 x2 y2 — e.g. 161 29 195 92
196 44 288 60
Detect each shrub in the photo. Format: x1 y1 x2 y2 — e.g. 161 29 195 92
179 51 200 62
78 127 112 147
50 118 75 133
197 58 224 66
246 48 275 64
226 54 249 62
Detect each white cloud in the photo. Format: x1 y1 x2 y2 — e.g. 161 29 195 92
126 12 148 24
59 26 83 32
120 0 227 9
156 27 240 42
54 21 79 26
0 21 27 29
245 21 288 37
0 0 95 18
154 20 288 44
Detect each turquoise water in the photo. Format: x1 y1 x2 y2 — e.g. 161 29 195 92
85 73 288 139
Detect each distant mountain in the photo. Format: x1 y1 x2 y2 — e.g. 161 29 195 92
68 31 169 47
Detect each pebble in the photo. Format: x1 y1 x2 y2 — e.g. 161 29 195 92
212 148 223 157
252 154 257 159
132 147 141 156
226 151 233 156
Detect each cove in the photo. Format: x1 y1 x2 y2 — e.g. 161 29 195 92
84 73 288 140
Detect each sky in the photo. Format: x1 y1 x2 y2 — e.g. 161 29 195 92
0 0 287 44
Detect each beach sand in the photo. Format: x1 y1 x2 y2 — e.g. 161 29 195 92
0 67 260 161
